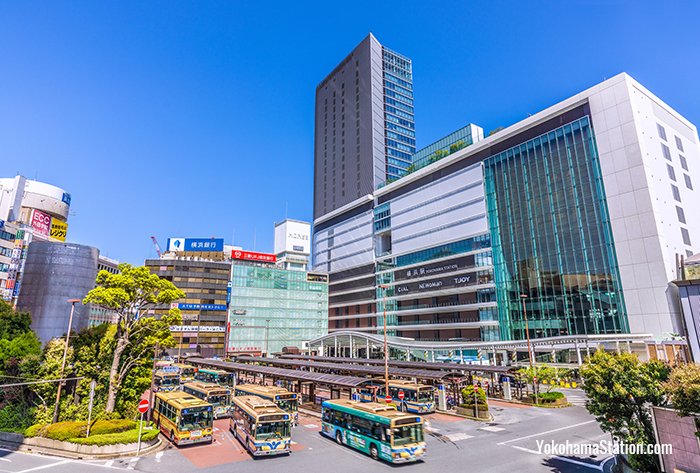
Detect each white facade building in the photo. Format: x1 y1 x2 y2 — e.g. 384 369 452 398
274 219 311 271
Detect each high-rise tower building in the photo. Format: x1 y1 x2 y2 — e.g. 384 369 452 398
313 33 415 220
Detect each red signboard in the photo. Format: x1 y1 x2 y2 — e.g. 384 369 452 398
473 385 479 393
137 399 149 413
30 209 52 237
231 249 277 263
385 395 392 403
398 390 405 400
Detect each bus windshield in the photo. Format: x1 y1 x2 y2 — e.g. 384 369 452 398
418 389 434 402
179 409 213 431
392 424 423 446
208 394 229 405
277 399 297 412
159 376 178 386
255 421 290 440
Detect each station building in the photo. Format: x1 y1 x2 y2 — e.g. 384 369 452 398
312 73 700 359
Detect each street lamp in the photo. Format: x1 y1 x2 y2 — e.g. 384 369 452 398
52 298 81 424
519 293 534 367
378 284 390 402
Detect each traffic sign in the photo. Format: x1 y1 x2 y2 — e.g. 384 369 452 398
398 390 405 400
138 399 149 414
473 385 479 393
385 395 392 403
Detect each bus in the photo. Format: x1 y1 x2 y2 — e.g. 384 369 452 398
234 384 299 424
321 399 426 463
152 391 213 446
229 395 292 457
183 381 231 418
154 371 181 392
195 368 234 386
174 363 196 382
375 381 436 414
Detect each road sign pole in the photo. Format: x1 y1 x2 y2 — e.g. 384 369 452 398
86 380 96 437
137 411 143 455
474 385 479 419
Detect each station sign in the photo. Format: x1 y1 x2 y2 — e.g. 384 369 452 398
169 325 226 332
392 271 480 296
394 255 475 282
306 273 329 283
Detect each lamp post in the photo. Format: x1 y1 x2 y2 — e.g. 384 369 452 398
52 298 81 424
379 284 390 401
520 294 534 367
264 319 270 357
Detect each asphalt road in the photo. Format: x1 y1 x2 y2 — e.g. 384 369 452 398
0 396 617 473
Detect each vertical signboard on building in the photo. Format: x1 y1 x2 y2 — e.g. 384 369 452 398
30 210 52 237
50 220 68 242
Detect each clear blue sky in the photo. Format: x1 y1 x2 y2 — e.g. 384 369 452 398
1 1 699 264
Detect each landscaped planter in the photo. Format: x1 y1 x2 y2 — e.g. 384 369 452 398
0 431 161 459
455 406 490 420
522 395 569 406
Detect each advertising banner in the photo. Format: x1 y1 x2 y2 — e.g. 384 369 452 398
167 238 224 252
30 209 52 237
393 271 483 296
306 272 329 283
231 249 277 263
169 325 226 333
50 220 68 241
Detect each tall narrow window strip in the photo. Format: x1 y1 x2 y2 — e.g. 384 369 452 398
680 155 688 171
681 228 692 246
661 144 672 161
657 123 667 141
667 164 677 181
675 136 684 152
676 206 686 224
684 174 693 190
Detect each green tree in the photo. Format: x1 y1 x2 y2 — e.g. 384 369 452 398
664 363 700 436
83 264 185 414
580 350 671 472
405 164 416 174
488 126 505 136
518 364 570 392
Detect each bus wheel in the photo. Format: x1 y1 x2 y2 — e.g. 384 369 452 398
369 444 379 460
335 431 343 445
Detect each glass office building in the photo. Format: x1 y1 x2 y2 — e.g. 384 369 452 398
228 264 329 355
483 117 628 340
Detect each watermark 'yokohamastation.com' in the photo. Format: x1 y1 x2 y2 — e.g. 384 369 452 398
536 440 672 456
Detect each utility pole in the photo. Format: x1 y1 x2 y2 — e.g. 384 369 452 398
520 293 537 404
148 341 159 419
52 299 80 424
264 319 270 357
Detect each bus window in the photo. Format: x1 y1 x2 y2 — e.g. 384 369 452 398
392 424 424 446
256 421 290 440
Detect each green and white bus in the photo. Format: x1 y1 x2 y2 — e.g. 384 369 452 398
229 395 292 457
321 399 426 463
194 368 234 386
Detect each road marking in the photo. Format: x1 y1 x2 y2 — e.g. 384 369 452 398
497 420 596 445
304 423 318 428
17 460 72 473
155 451 164 463
104 460 114 468
126 457 139 470
444 432 473 442
552 456 604 471
479 426 505 432
511 445 542 455
0 459 10 463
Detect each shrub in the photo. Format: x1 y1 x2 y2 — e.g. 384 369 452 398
89 419 136 436
68 423 158 446
0 405 35 433
24 424 46 437
461 386 488 409
42 421 86 441
537 391 565 403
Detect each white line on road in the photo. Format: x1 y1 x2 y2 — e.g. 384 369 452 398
497 420 596 445
104 460 114 468
0 459 10 463
510 445 542 455
126 458 139 470
155 451 164 463
17 460 72 473
552 456 604 471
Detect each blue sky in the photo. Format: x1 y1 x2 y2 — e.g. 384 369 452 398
1 1 699 264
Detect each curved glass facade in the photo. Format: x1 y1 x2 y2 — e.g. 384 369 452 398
483 116 628 340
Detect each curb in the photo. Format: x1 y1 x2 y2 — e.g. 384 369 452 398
0 436 164 460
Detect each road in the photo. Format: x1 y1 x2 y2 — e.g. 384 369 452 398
0 397 616 473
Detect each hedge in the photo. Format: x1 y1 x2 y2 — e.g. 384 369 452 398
24 420 156 446
537 391 565 403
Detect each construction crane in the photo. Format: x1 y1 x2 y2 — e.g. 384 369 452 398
150 236 163 257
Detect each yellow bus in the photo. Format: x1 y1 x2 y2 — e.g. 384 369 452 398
322 399 426 463
229 395 292 457
373 380 436 414
183 381 231 418
173 363 196 382
154 371 180 392
152 391 213 446
234 384 299 424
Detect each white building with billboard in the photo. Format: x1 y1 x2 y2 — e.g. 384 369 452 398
274 219 311 271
